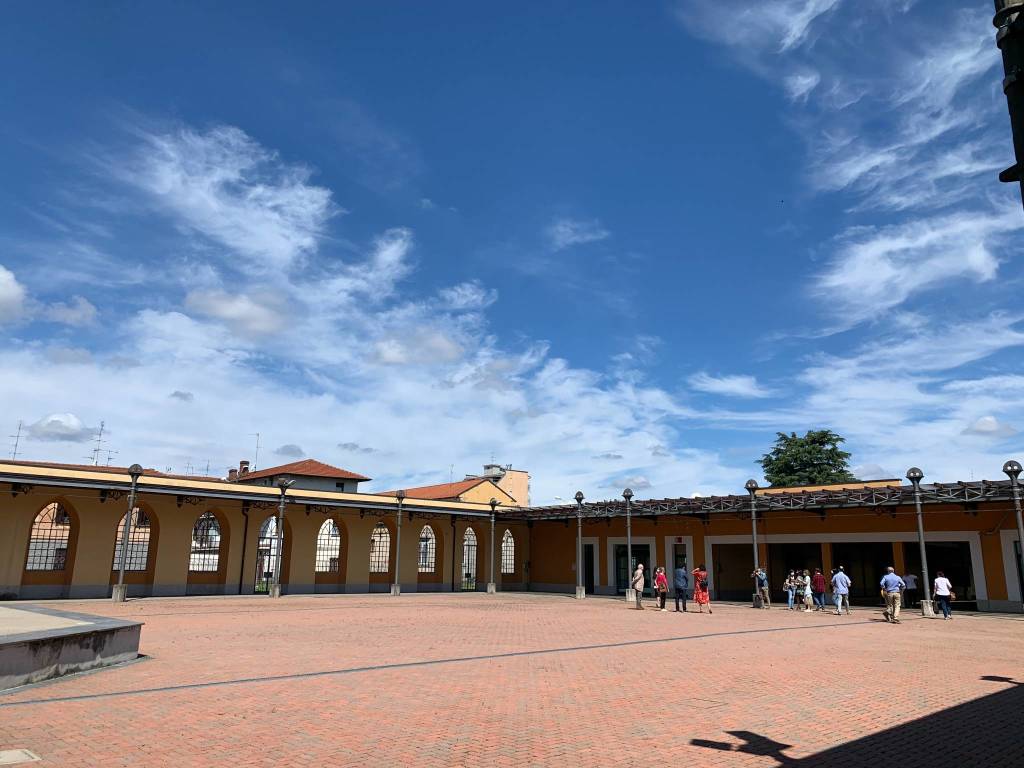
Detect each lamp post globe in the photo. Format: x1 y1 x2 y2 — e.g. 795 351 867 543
1003 460 1023 481
906 467 924 484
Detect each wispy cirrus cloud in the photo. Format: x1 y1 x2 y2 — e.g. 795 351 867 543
689 372 773 399
545 217 610 250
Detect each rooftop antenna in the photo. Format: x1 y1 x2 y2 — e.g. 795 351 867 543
449 463 454 495
105 449 119 466
90 421 106 466
249 432 261 470
9 420 23 460
204 459 210 476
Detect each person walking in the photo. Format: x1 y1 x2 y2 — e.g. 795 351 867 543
811 568 827 611
880 567 906 624
673 564 689 612
934 570 955 620
801 570 814 612
751 567 770 608
902 571 918 609
784 570 797 610
654 566 669 611
832 566 852 615
631 562 645 610
692 564 712 614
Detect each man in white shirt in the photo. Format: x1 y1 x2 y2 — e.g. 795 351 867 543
933 570 954 620
902 572 918 608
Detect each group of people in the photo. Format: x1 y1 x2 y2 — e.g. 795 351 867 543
751 565 957 622
630 562 712 613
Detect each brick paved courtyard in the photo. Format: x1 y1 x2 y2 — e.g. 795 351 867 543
1 593 1022 767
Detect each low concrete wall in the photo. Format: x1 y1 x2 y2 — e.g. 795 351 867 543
0 606 142 691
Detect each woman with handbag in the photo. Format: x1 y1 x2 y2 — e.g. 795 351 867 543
654 566 669 611
934 571 955 620
784 570 797 610
692 564 712 614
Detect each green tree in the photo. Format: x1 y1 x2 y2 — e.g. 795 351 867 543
758 430 858 488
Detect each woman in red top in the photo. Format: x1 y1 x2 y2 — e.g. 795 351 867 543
692 564 712 614
811 567 827 611
654 567 669 611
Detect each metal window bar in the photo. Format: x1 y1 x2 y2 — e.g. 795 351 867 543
500 529 515 574
369 522 390 573
188 511 221 572
25 503 72 571
418 525 436 573
461 528 477 590
111 508 151 572
315 519 342 573
254 516 280 594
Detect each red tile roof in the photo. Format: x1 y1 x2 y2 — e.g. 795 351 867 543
377 477 513 502
236 459 370 483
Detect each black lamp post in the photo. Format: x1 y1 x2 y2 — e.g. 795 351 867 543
112 463 144 602
487 498 498 594
906 468 934 617
1002 460 1024 610
271 477 294 598
623 487 634 605
393 490 405 596
745 479 761 608
574 491 585 599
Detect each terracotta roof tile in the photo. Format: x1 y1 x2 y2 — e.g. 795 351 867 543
236 459 370 483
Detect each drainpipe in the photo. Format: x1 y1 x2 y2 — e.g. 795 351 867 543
112 464 143 603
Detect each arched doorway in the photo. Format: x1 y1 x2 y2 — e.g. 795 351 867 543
314 518 347 593
368 521 394 592
21 501 78 599
501 529 515 577
187 510 229 595
461 528 478 591
417 524 444 590
254 515 290 594
109 505 159 597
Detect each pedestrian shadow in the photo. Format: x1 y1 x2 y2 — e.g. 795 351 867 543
690 676 1024 766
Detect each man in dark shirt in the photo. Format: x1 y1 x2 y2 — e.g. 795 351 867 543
673 566 689 612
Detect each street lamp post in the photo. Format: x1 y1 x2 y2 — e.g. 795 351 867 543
993 1 1024 209
745 479 761 608
574 491 585 599
270 478 294 599
906 468 934 617
1002 460 1024 611
487 498 498 594
112 463 144 602
392 490 405 596
623 488 635 607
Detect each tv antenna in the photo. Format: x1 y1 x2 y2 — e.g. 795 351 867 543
249 432 261 470
89 421 106 466
9 420 23 460
105 449 119 466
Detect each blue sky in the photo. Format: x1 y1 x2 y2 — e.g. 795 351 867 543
1 1 1022 503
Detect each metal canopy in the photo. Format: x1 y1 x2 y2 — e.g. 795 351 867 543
505 480 1016 521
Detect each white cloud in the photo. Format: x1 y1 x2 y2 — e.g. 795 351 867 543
852 463 893 480
184 290 287 336
546 218 610 250
784 70 821 102
45 296 98 326
675 0 841 54
26 413 97 443
689 372 773 399
0 265 27 324
962 416 1018 439
437 281 498 311
115 123 334 274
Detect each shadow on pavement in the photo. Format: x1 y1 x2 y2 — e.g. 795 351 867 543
691 677 1023 767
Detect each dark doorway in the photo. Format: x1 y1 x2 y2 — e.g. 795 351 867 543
830 542 893 603
583 544 595 593
903 541 977 608
712 543 752 601
767 542 822 597
615 544 650 594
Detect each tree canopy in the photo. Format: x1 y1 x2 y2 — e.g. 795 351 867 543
758 430 858 488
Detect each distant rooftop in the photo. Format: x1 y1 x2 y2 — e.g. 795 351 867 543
2 459 220 482
236 459 371 483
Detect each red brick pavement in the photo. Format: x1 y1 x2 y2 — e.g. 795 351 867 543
1 593 1022 766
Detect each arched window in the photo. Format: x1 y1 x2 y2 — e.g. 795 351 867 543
255 516 281 593
315 519 342 573
25 503 72 571
112 508 152 572
501 529 515 574
418 526 436 573
369 522 390 573
461 528 477 590
189 511 221 572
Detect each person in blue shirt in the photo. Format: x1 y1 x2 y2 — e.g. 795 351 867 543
880 567 907 624
673 565 689 612
751 567 770 608
832 566 853 615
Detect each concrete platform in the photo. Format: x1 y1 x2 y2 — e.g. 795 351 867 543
0 605 141 690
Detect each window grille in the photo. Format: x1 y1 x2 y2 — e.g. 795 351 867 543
189 511 221 572
24 503 73 572
369 522 390 573
254 516 281 594
501 529 515 574
111 508 152 572
315 519 342 573
461 528 477 590
418 526 436 573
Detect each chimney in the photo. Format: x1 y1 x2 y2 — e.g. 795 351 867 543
227 468 239 482
239 460 250 477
